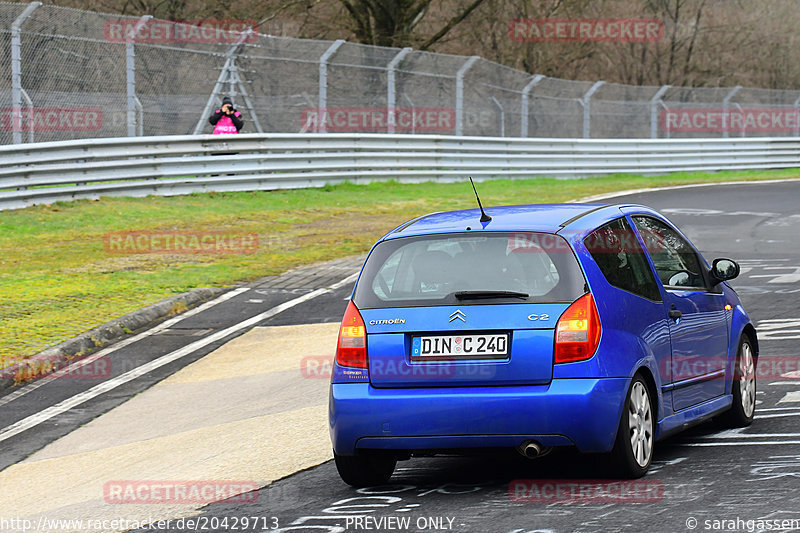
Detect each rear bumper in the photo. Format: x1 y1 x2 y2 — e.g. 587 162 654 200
329 377 630 455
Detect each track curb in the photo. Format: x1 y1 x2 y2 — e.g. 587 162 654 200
0 287 227 390
0 253 367 392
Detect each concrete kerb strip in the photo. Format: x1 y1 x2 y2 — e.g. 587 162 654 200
0 287 227 391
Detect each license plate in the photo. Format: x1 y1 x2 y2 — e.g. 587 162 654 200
411 333 508 359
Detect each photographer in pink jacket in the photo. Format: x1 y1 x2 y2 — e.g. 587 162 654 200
208 96 244 134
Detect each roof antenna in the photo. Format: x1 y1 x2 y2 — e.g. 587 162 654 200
469 177 492 223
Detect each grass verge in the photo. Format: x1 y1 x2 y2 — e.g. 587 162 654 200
2 168 799 367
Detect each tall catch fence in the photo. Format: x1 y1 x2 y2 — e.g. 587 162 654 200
3 2 800 145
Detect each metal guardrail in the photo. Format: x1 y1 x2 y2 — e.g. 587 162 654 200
2 133 800 211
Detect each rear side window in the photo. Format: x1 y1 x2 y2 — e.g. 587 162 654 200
354 232 587 309
584 217 662 301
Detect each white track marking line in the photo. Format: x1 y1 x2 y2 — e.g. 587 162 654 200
676 440 800 447
0 273 357 444
778 391 800 403
699 433 800 439
571 177 800 204
755 411 800 419
0 288 250 409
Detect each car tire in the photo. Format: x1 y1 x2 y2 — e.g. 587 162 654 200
611 374 654 478
719 335 756 427
334 451 397 487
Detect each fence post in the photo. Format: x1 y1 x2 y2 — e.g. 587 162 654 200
520 74 544 137
387 47 412 134
11 2 41 144
722 86 741 138
490 96 504 137
794 93 800 137
126 15 152 137
650 85 670 139
402 94 416 134
581 81 604 139
455 56 480 136
734 103 748 137
19 88 34 143
133 96 144 136
318 39 345 133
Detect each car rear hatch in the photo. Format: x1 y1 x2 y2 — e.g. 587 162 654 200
352 231 587 388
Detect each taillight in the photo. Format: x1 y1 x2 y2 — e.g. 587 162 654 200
554 293 601 364
336 301 367 368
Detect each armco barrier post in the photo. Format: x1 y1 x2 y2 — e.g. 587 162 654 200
11 2 41 144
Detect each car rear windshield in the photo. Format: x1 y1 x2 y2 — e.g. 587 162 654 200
353 232 587 309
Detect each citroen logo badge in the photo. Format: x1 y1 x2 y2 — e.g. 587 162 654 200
449 309 466 322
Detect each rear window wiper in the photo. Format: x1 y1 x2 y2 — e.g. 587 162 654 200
453 290 529 300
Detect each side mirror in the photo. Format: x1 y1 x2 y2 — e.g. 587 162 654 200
668 271 691 287
710 258 740 285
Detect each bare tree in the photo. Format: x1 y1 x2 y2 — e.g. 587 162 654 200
333 0 487 48
648 0 707 85
446 0 600 79
585 0 757 87
31 0 800 90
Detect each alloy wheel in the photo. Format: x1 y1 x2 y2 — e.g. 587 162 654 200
628 381 653 467
738 341 756 418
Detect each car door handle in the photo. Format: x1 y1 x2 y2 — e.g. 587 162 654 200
668 309 682 319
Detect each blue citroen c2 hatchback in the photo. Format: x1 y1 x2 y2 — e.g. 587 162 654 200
329 203 757 485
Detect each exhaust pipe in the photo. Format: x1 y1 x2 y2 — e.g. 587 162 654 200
517 440 551 459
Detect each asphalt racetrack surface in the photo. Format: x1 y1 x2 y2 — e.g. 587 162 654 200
3 181 800 533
